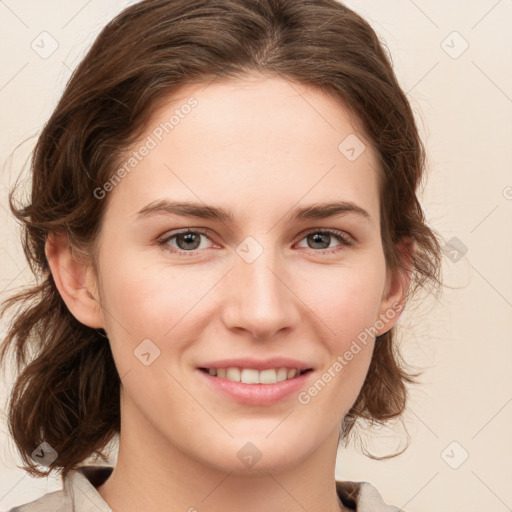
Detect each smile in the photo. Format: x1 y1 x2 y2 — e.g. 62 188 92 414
199 367 311 384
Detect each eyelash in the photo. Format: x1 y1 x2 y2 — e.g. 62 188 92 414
158 228 355 257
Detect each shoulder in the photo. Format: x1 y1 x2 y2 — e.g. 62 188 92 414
5 465 113 512
336 479 404 511
5 488 69 512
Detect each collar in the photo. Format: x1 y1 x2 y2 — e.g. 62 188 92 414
63 465 400 512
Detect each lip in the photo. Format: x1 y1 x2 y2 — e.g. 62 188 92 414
195 357 314 405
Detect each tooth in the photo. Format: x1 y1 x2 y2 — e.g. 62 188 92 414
226 367 241 382
287 369 297 379
276 367 288 382
241 368 259 384
259 369 277 384
212 367 303 383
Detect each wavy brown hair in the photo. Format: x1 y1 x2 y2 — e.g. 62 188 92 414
1 0 441 478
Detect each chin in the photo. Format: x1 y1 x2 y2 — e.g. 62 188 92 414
209 452 303 476
193 433 318 476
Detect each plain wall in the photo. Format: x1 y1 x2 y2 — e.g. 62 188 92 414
0 1 511 511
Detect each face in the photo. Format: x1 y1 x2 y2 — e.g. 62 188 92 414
84 74 406 474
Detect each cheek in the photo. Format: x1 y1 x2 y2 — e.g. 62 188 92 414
297 273 380 419
293 258 386 401
295 257 387 342
97 263 201 410
96 251 200 360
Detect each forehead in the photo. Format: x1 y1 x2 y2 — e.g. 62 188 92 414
103 74 381 225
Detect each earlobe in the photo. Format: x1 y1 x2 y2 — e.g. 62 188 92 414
45 231 104 329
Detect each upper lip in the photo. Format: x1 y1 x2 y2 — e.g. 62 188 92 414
198 357 314 371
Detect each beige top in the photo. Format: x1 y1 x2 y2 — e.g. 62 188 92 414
7 465 404 511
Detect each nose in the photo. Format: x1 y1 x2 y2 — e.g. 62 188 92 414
220 242 301 341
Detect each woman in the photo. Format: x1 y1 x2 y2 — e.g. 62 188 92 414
0 0 441 510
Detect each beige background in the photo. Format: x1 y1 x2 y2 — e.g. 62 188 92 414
1 1 511 511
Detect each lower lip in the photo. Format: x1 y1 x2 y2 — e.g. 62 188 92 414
196 369 313 405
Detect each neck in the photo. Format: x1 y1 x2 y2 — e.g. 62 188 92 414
97 396 350 512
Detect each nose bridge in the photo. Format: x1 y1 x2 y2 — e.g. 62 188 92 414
223 235 299 339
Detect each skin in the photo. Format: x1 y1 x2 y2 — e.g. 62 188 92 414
46 74 410 512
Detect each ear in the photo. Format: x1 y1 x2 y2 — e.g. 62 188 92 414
45 231 104 329
375 237 414 336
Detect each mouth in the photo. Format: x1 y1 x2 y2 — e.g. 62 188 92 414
199 366 313 384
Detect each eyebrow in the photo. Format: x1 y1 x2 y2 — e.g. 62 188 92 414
134 199 371 224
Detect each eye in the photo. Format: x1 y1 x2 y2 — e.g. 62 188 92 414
159 229 215 256
158 227 355 257
296 229 354 254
